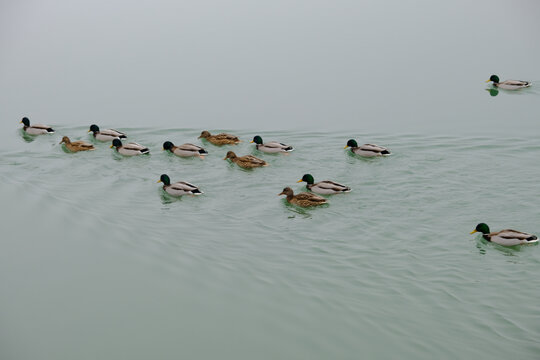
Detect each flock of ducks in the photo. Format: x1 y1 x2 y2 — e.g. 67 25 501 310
18 74 538 247
20 117 389 206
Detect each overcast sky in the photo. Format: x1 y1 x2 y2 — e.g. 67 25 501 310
1 0 539 134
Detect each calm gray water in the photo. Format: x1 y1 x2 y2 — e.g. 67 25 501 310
2 0 540 359
1 129 540 359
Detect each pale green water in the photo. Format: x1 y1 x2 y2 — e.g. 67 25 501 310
1 128 540 359
2 0 540 358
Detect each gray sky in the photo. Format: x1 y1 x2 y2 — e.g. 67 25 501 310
1 0 539 133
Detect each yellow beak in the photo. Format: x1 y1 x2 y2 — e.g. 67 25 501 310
485 80 491 83
344 146 349 149
88 129 91 132
470 230 477 234
157 180 162 183
296 179 303 183
110 145 114 148
250 140 254 143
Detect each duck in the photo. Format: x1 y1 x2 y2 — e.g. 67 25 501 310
110 138 149 156
251 135 294 153
163 141 208 158
470 223 538 246
59 136 95 152
198 130 240 145
89 124 127 141
20 117 54 135
278 187 327 207
344 139 390 157
297 174 351 194
224 151 268 168
158 174 203 196
486 75 531 90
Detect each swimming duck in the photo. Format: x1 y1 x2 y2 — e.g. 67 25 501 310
198 130 240 145
486 75 531 90
20 117 54 135
224 151 268 168
158 174 203 196
297 174 351 194
110 139 149 156
470 223 538 246
251 135 294 153
59 136 95 152
89 124 127 141
163 141 208 158
345 139 390 157
278 187 327 207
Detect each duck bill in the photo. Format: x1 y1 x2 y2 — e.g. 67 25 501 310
277 192 285 196
250 140 254 143
157 180 162 183
470 230 478 234
344 146 349 149
485 80 491 83
109 145 114 148
296 179 303 183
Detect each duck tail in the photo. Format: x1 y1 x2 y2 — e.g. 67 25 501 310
526 235 538 242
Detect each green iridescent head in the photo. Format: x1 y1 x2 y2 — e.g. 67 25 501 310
297 174 315 185
251 135 263 144
471 223 490 235
163 141 174 151
488 75 500 83
111 138 122 148
158 174 171 185
345 139 358 148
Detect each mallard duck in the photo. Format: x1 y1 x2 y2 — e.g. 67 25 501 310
297 174 351 194
470 223 538 246
110 139 149 156
486 75 531 90
251 135 294 153
89 124 127 141
163 141 208 158
20 117 54 135
198 130 240 145
345 139 390 157
278 187 327 207
224 151 268 168
158 174 203 196
59 136 95 152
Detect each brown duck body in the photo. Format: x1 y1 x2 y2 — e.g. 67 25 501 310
199 130 240 145
224 151 268 168
60 136 95 152
278 187 327 207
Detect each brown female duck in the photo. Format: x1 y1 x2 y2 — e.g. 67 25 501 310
199 130 240 145
224 151 268 168
60 136 95 152
278 187 327 207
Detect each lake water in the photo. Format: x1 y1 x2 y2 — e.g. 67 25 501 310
1 1 540 359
